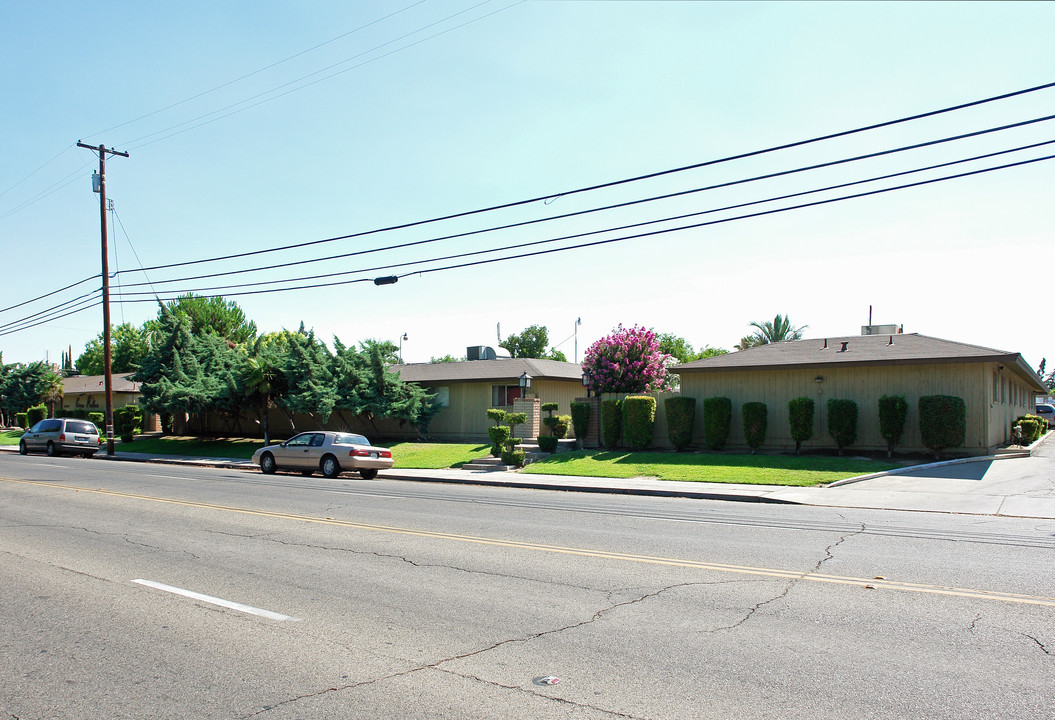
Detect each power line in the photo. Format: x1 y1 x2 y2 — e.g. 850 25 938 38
84 1 429 140
110 80 1055 274
108 115 1055 288
103 151 1055 304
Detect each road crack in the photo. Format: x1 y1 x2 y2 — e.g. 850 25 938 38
1022 633 1051 656
237 582 700 718
707 525 865 632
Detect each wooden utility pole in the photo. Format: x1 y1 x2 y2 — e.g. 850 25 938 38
77 141 129 456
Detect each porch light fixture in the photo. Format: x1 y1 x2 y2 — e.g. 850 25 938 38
519 372 532 389
582 369 593 398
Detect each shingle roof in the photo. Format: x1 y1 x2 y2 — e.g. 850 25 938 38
62 372 141 394
393 358 583 383
673 333 1046 390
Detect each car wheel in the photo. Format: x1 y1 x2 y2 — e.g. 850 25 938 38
46 441 58 457
359 468 378 480
320 455 341 479
300 469 314 477
260 453 276 474
18 440 28 455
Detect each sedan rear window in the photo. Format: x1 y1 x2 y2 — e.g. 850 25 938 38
65 421 98 435
333 433 370 446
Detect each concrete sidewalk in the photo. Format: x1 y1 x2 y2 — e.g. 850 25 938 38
3 439 1054 519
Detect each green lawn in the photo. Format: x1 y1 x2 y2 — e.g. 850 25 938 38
115 435 261 459
383 442 491 469
521 450 902 486
0 430 24 446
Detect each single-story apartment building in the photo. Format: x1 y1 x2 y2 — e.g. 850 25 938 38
390 357 586 442
59 373 161 431
671 332 1046 456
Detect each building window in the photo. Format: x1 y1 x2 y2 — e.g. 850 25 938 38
993 372 999 402
433 386 450 408
491 385 522 407
1001 377 1006 404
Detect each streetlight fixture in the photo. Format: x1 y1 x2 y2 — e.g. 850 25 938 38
574 316 582 363
399 333 408 363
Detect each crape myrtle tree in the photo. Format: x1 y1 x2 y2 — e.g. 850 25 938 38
581 324 673 396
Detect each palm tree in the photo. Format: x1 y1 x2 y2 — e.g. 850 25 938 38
736 314 807 350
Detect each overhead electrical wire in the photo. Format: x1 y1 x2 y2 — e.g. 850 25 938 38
120 0 524 150
108 114 1055 288
4 80 1054 336
111 79 1055 275
103 151 1055 304
84 0 429 139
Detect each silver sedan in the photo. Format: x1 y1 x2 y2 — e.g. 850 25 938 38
251 431 393 479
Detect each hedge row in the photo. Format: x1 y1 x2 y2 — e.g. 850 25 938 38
658 394 968 458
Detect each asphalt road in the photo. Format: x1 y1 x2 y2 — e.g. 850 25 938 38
1 453 1053 719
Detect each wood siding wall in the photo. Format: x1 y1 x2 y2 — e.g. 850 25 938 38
677 361 1027 455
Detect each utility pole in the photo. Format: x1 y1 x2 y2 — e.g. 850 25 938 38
77 141 129 456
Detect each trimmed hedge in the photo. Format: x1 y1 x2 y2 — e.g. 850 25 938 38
89 412 104 432
501 449 526 467
26 405 47 427
665 396 696 451
826 399 858 455
570 402 590 445
1013 415 1045 445
537 435 559 453
601 399 622 450
487 408 507 426
622 395 656 450
742 402 767 453
878 394 908 458
541 402 559 414
15 412 28 429
788 396 814 455
919 394 966 459
703 397 732 451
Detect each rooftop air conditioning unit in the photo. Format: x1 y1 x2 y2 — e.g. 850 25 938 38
466 346 498 361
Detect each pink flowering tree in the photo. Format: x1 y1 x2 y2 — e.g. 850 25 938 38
581 325 673 395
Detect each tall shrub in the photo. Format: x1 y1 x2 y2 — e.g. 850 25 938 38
665 396 696 451
622 395 656 450
601 399 622 450
826 398 858 455
114 405 143 443
1012 415 1044 445
488 425 510 457
570 401 590 448
703 397 732 451
26 405 47 427
919 395 966 459
878 394 908 458
742 402 767 453
788 396 814 455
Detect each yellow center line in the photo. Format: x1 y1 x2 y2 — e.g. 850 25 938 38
6 476 1055 607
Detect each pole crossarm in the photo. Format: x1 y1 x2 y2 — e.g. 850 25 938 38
76 141 129 158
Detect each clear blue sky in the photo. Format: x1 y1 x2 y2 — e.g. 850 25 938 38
2 1 1053 372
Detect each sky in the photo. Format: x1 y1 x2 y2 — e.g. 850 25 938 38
1 1 1053 373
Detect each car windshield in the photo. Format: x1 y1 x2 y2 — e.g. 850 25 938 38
333 433 370 446
65 421 97 435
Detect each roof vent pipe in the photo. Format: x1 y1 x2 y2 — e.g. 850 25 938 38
888 335 893 345
822 339 827 349
839 341 849 352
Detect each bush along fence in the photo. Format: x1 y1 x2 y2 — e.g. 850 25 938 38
622 396 656 450
665 396 695 451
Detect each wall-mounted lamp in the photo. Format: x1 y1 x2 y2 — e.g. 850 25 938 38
997 364 1005 371
814 375 824 383
581 369 593 398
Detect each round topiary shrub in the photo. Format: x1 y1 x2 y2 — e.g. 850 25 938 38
537 435 559 453
488 425 511 457
501 449 526 467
